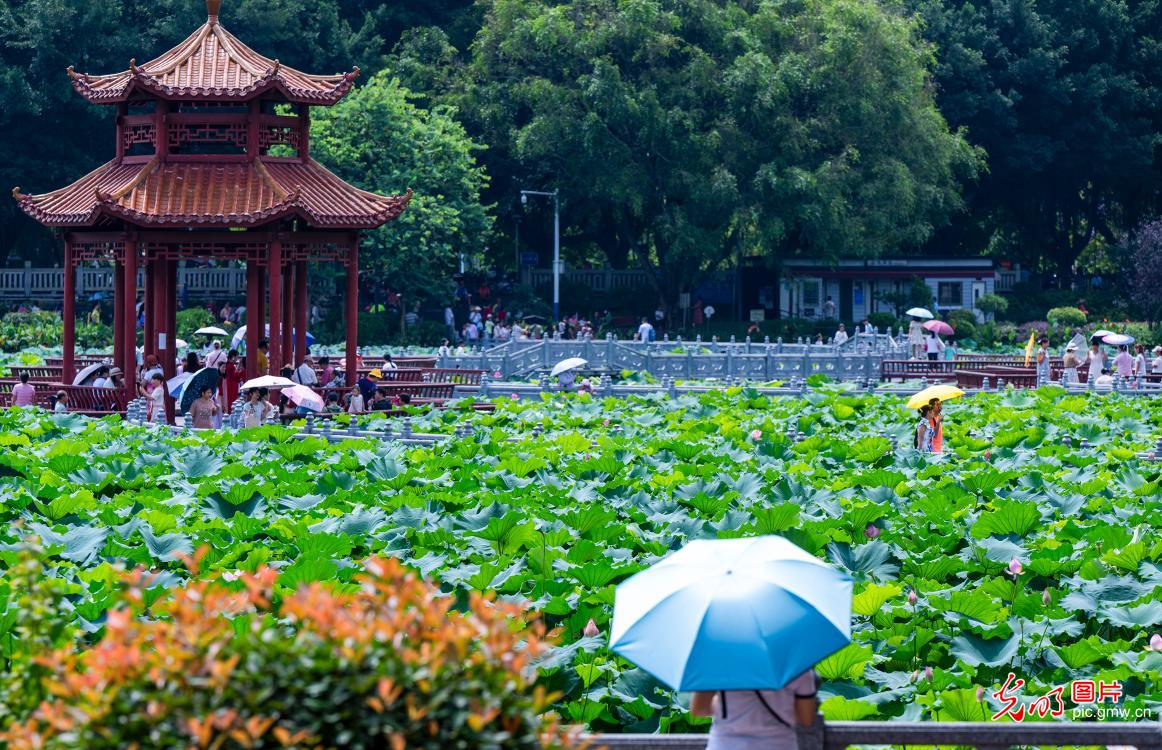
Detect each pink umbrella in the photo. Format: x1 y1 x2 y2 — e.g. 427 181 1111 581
923 320 955 336
283 384 324 412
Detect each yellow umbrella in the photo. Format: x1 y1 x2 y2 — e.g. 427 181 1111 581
906 384 964 410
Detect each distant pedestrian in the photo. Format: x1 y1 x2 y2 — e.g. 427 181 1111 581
1152 346 1162 374
1085 338 1106 385
1035 337 1051 384
908 318 924 359
823 296 836 319
832 324 848 346
91 366 111 389
636 317 654 342
292 355 317 386
206 341 227 369
240 389 266 428
1132 344 1147 385
1062 342 1081 384
188 385 218 429
1113 344 1133 379
11 372 36 408
146 373 166 424
924 332 944 362
323 392 341 414
346 384 364 414
256 339 270 375
53 390 68 413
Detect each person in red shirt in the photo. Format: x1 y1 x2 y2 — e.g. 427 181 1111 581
221 350 244 413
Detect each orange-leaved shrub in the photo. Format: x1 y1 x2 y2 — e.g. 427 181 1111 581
2 554 577 750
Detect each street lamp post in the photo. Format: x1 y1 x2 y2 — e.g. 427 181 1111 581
520 188 560 323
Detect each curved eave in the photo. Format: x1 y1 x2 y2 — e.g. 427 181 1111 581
69 69 358 106
16 186 412 231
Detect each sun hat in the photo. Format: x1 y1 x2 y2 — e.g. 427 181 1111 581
108 367 122 377
369 369 383 379
1154 346 1162 354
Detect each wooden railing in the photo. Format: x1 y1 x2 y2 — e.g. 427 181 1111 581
594 719 1162 750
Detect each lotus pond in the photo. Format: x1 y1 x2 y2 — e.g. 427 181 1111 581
2 386 1161 730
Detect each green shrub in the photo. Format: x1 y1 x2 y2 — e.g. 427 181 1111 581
175 307 220 342
867 312 898 331
976 293 1009 320
3 557 574 750
946 308 978 337
1046 306 1087 329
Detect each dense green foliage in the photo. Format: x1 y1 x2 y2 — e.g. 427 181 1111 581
314 72 492 304
0 388 1160 731
4 0 1162 309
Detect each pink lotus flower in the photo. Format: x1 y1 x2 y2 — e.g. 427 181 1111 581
750 429 762 441
924 666 933 681
864 523 880 540
984 449 991 461
907 589 918 605
583 618 600 638
1042 589 1051 605
1008 558 1023 576
975 686 985 701
493 370 502 378
1150 633 1162 651
602 419 610 427
510 393 520 400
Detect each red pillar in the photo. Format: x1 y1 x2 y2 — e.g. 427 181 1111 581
113 259 124 367
281 260 294 368
144 254 156 359
268 241 283 375
164 257 177 424
62 238 76 384
122 237 138 407
345 237 359 386
294 260 308 364
245 256 260 379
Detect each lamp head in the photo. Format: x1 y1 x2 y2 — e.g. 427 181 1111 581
521 193 528 206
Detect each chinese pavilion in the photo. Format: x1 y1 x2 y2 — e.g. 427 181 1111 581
13 0 410 412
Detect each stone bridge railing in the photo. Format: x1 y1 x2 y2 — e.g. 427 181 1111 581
439 333 909 380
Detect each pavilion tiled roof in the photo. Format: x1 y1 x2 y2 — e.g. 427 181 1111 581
66 3 358 105
13 158 411 230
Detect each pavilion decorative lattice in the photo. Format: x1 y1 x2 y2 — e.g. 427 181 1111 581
13 0 410 418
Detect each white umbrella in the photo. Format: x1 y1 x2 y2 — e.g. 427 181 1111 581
1103 333 1134 346
72 362 104 386
240 375 295 391
176 339 189 350
550 357 588 377
195 326 229 337
1092 329 1114 339
905 307 934 320
284 384 324 412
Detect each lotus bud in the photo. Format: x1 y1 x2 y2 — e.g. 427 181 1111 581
1008 558 1023 576
510 393 520 400
583 618 600 638
493 370 502 378
1150 633 1162 651
976 686 984 702
909 670 919 683
907 589 918 605
984 449 991 461
1042 589 1051 606
602 419 610 427
924 666 933 681
864 523 881 540
750 429 762 441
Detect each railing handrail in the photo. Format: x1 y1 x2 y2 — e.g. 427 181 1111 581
593 720 1162 750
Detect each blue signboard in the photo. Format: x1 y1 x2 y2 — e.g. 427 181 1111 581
520 251 539 267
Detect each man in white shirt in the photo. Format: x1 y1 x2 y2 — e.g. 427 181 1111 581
636 317 654 341
292 355 317 386
1113 345 1133 378
833 324 848 345
1153 346 1162 374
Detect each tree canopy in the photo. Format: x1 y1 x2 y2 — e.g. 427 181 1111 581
313 71 491 303
452 0 979 302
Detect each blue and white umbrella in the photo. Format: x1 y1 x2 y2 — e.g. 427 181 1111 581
610 536 852 691
178 367 220 414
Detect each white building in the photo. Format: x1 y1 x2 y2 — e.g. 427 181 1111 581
774 258 1014 321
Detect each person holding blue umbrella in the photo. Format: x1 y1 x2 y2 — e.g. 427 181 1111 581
611 536 851 750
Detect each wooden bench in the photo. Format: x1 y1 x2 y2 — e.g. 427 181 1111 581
955 367 1039 388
